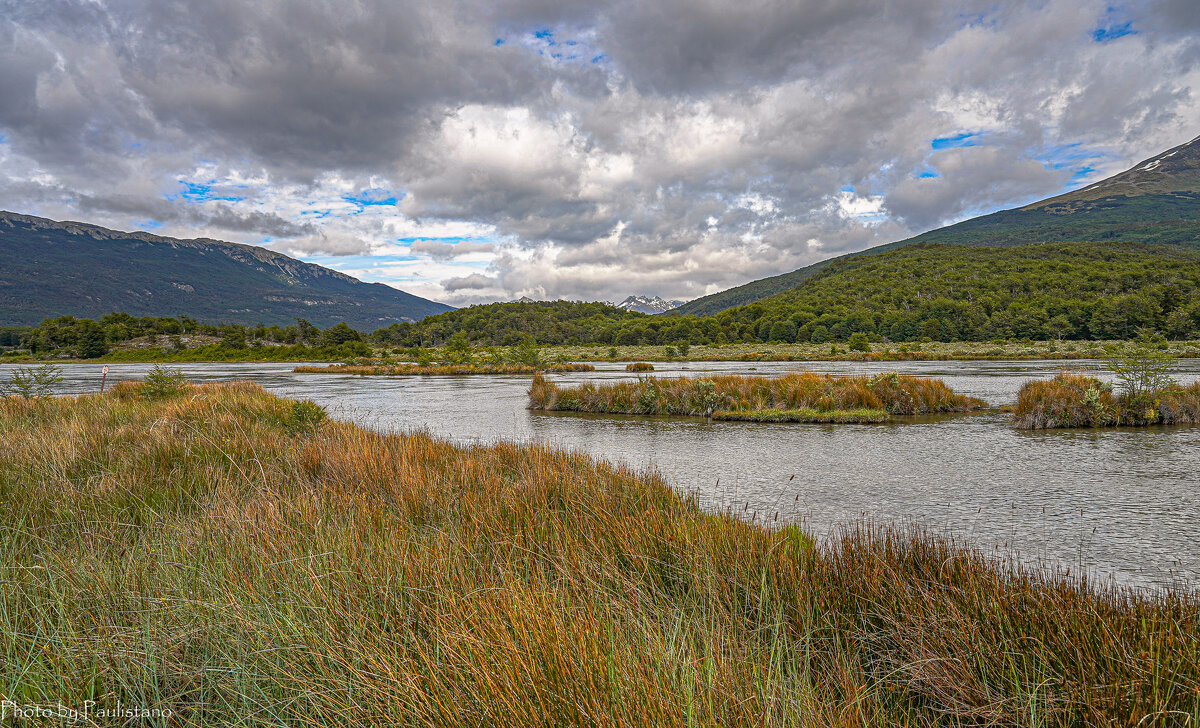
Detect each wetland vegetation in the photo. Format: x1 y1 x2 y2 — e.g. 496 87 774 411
0 381 1196 725
528 371 986 422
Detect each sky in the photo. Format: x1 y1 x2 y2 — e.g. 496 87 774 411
2 1 1200 308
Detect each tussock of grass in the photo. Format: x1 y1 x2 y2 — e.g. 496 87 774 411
625 361 654 372
1014 371 1200 428
295 361 595 376
712 407 890 423
530 370 986 420
1 384 1196 725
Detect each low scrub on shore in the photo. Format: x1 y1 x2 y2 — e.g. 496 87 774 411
530 371 986 421
625 361 655 372
1015 370 1200 428
295 361 595 376
0 383 1195 725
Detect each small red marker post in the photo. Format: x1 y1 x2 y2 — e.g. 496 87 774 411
101 365 109 393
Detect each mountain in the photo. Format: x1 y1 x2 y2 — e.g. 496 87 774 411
674 135 1200 316
0 212 453 329
613 295 685 314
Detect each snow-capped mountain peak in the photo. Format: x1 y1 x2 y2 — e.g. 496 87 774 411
612 295 685 314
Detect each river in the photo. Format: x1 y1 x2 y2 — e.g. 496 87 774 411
8 358 1199 591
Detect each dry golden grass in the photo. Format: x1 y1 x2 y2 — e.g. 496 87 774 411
530 370 987 420
1014 371 1200 428
0 383 1196 726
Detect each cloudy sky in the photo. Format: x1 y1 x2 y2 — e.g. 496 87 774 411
3 1 1200 307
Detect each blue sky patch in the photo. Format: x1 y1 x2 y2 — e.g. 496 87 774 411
931 131 982 150
1093 21 1135 42
343 188 400 208
171 180 247 203
1034 142 1108 187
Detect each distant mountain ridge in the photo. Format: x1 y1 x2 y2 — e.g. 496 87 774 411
612 295 685 314
673 135 1200 317
0 211 453 328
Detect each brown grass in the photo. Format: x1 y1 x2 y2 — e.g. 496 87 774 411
530 370 987 419
296 362 595 376
625 361 655 372
1014 371 1200 428
0 383 1196 725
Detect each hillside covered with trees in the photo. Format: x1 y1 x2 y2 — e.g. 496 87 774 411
384 243 1200 346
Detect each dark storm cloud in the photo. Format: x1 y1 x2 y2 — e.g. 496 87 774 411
2 0 1199 305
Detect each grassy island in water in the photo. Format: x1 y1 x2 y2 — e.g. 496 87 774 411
529 371 987 423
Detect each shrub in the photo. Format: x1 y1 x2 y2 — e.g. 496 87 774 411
626 361 654 372
1105 340 1175 418
848 332 870 352
0 364 62 399
139 364 189 400
283 399 327 435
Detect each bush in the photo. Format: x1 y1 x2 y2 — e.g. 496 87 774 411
0 364 62 399
140 364 189 400
626 361 654 372
1105 340 1175 417
283 400 327 435
848 332 870 352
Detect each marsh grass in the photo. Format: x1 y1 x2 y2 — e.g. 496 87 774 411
529 371 986 421
625 361 655 372
295 362 595 376
1 383 1196 726
1014 371 1200 428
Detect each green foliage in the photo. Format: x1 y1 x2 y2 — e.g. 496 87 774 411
282 400 327 435
140 364 189 400
0 364 62 399
444 331 473 364
18 313 382 361
848 332 870 352
509 336 543 367
1105 338 1177 416
75 320 107 358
